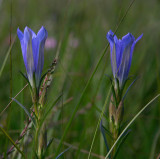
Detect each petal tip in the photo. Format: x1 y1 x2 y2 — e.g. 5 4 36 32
106 30 114 42
17 27 24 41
135 33 143 43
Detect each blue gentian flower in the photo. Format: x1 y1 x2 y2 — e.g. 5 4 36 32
17 26 48 89
107 30 143 88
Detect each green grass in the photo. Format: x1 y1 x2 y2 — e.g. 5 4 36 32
0 0 160 158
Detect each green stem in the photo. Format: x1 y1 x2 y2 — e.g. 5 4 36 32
34 104 45 159
33 95 40 157
112 126 119 159
35 126 39 153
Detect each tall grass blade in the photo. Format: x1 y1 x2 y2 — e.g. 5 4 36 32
0 36 16 77
87 87 111 159
0 84 28 116
105 94 160 159
0 126 25 157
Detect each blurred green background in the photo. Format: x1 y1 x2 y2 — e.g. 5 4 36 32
0 0 160 158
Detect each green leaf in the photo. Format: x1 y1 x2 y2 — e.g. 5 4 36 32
19 71 32 89
100 120 110 154
0 126 25 157
122 77 138 101
12 98 36 128
102 125 113 140
47 138 54 148
42 138 54 158
56 147 71 159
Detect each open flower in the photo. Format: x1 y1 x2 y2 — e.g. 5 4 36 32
17 26 48 90
107 30 143 88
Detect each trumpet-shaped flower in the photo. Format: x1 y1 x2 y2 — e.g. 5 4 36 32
107 30 143 88
17 26 48 89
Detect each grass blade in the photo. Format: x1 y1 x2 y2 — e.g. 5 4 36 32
87 87 111 159
149 128 160 159
0 36 16 77
105 94 160 159
0 126 25 157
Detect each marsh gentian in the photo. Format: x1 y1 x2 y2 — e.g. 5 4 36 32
107 30 143 89
17 26 48 90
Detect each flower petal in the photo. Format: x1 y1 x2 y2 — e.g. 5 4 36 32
118 44 132 87
17 28 24 41
135 34 143 44
107 30 117 77
24 27 35 87
106 30 114 44
33 26 48 87
114 36 122 76
121 33 135 48
28 27 36 38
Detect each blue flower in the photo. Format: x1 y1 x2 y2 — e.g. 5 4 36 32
17 26 48 89
107 30 143 88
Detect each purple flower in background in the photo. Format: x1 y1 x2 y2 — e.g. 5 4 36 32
17 26 48 89
107 30 143 88
45 37 57 50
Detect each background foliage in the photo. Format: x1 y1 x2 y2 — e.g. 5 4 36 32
0 0 160 158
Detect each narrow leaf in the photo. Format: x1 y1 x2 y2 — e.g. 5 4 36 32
100 120 110 153
47 138 54 148
12 98 36 128
56 146 71 159
0 126 25 157
102 125 113 140
88 87 111 159
43 138 54 157
122 77 138 101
